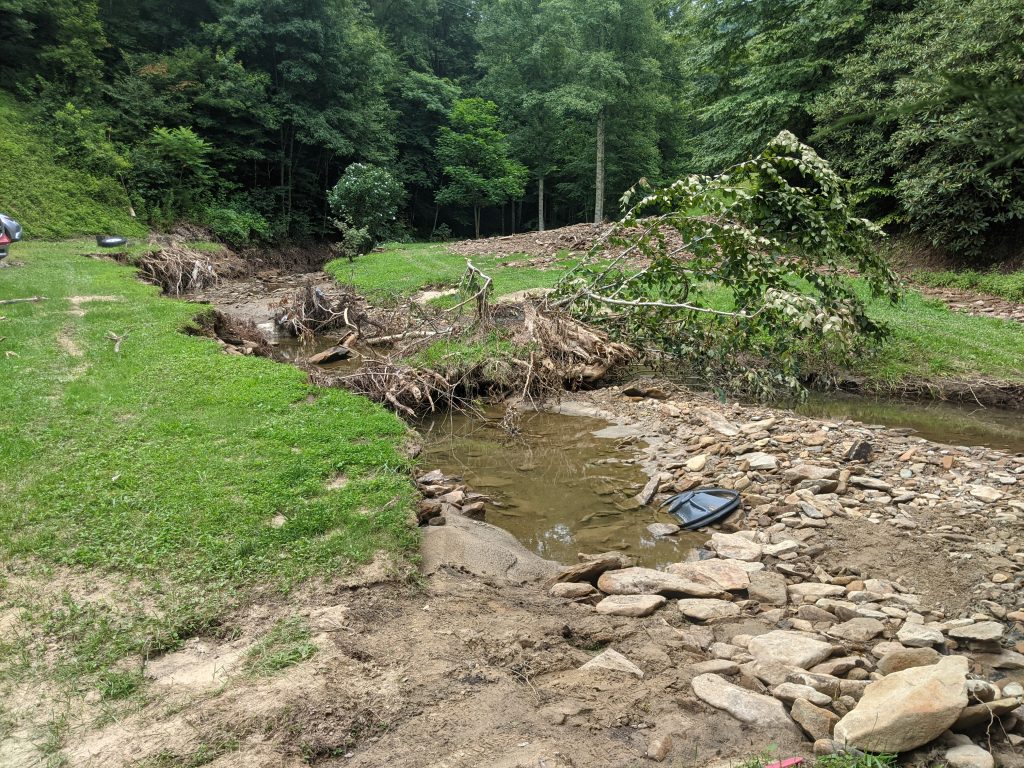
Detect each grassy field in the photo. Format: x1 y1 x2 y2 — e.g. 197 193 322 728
330 242 1024 389
0 240 416 694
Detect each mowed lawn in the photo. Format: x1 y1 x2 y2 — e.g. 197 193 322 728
0 240 416 686
332 242 1024 389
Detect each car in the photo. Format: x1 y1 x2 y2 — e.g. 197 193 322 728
0 213 23 261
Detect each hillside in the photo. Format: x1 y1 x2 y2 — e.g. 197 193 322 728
0 91 143 240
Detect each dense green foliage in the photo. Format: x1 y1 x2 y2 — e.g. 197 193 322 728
0 0 1020 258
328 163 404 257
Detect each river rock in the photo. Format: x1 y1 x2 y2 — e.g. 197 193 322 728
792 698 840 741
827 618 885 643
785 464 840 485
953 697 1023 730
580 648 644 678
876 647 941 675
948 621 1004 642
741 452 778 471
667 559 751 591
833 656 969 753
748 630 835 669
945 745 995 768
697 408 740 437
597 567 725 598
710 533 763 562
788 583 847 601
691 674 802 737
748 570 788 607
550 582 597 599
771 682 832 707
647 522 680 537
636 475 661 505
548 552 631 586
595 594 666 617
969 485 1004 503
646 734 672 762
897 622 944 648
677 598 740 622
686 454 708 472
849 476 892 492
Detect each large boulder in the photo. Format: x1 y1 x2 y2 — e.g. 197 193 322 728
748 630 835 670
691 674 802 737
833 656 969 753
597 567 725 598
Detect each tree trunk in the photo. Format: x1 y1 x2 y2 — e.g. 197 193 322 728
538 176 545 232
474 205 481 239
594 108 606 225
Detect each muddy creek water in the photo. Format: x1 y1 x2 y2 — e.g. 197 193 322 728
419 409 707 568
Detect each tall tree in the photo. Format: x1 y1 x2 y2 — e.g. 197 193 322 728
435 98 527 237
212 0 398 231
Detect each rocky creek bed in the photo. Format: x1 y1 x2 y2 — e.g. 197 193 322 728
412 383 1024 765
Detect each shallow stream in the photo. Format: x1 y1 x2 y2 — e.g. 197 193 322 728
419 409 707 568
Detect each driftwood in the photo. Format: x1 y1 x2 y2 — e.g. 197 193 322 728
105 331 129 353
0 296 46 305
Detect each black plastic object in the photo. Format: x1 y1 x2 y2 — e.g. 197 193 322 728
659 487 742 530
96 235 128 248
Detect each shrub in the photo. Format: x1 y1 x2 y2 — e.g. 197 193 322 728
327 163 404 256
200 201 271 246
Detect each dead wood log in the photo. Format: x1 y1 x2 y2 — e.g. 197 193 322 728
0 296 46 305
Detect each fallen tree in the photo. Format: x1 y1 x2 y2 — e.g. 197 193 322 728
554 131 902 399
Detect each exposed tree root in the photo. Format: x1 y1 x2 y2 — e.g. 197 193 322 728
185 310 275 358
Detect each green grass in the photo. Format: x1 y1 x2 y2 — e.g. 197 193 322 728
911 268 1024 302
243 617 318 675
0 239 417 686
0 91 145 240
330 241 1024 388
326 242 571 303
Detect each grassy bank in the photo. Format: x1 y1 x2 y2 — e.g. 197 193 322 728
330 242 1024 391
0 240 416 695
0 92 145 240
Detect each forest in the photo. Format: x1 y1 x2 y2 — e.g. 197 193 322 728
1 0 1021 262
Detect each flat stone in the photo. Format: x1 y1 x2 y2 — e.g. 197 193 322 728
688 659 740 676
785 464 840 485
691 673 801 736
741 452 778 471
897 622 944 648
636 475 661 505
763 540 801 557
876 647 941 675
550 582 597 599
811 657 863 677
710 533 763 562
953 697 1023 730
772 682 832 707
547 552 631 586
597 567 725 598
595 594 666 617
948 621 1004 642
580 648 644 678
827 618 885 644
748 570 789 607
788 583 847 601
792 698 840 741
646 522 680 537
677 598 740 622
849 476 892 492
833 656 969 753
945 745 995 768
748 630 834 670
667 559 751 591
697 408 740 437
969 485 1004 503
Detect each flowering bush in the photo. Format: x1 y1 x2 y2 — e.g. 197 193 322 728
327 163 403 257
